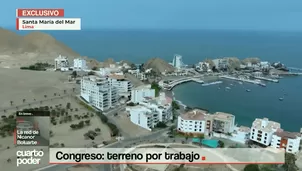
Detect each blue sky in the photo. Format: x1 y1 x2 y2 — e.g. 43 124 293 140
1 0 302 31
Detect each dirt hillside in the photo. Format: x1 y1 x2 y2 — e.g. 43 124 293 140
143 57 175 73
0 28 80 67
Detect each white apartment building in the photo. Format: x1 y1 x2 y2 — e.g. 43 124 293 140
211 112 235 134
128 69 147 81
177 109 210 135
196 62 211 72
99 67 120 76
212 58 228 70
107 74 132 97
54 55 69 70
231 126 251 144
80 76 118 111
271 131 301 154
126 92 172 130
73 58 87 70
172 54 184 69
127 105 155 131
131 85 155 103
250 118 281 146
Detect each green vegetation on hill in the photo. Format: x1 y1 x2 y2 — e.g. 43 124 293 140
151 82 161 97
172 101 180 110
244 164 260 171
20 62 53 71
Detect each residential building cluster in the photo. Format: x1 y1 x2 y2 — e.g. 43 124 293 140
177 110 301 154
80 73 132 111
54 55 89 71
177 109 235 136
73 58 87 70
126 85 173 131
80 76 119 111
194 58 273 73
128 69 147 81
250 118 301 154
54 55 70 71
107 74 132 97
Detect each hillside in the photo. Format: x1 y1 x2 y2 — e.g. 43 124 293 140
143 57 175 73
0 28 80 67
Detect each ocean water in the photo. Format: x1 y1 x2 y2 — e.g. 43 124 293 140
28 29 302 132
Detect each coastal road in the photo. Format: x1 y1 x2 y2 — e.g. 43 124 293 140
34 128 170 171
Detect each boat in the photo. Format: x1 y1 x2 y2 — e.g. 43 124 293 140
279 97 284 101
246 89 251 92
225 87 231 90
230 84 233 86
259 83 266 87
239 82 243 85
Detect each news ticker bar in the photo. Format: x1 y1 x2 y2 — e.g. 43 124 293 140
16 18 81 30
48 147 285 164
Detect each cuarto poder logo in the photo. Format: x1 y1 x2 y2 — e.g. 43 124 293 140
16 149 44 167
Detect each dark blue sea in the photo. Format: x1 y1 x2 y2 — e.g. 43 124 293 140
18 29 302 131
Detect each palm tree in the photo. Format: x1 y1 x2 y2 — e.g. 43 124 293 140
72 88 75 92
54 93 57 96
23 99 26 103
85 120 90 125
63 90 66 94
10 101 13 106
44 95 47 99
50 130 53 137
34 98 36 101
7 158 11 163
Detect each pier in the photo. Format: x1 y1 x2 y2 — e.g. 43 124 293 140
219 75 266 87
288 67 302 72
253 76 279 83
202 81 223 86
164 77 204 90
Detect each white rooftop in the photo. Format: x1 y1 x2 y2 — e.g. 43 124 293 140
252 118 281 132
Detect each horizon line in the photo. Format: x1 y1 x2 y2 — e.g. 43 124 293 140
2 27 302 33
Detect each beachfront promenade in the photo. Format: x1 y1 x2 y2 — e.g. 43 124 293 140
163 77 204 90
